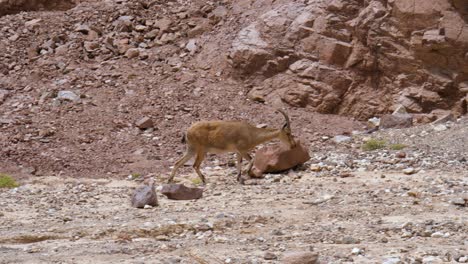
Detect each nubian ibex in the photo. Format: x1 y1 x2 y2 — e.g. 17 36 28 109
168 109 296 184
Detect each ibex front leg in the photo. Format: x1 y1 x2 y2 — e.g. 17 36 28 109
236 153 245 184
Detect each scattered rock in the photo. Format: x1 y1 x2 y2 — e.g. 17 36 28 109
392 105 408 115
403 167 417 175
135 117 153 129
125 48 140 59
281 251 318 264
264 252 277 260
131 179 158 208
161 184 203 200
432 113 455 125
433 124 448 132
395 152 406 159
0 89 9 104
351 247 363 255
368 117 380 128
185 39 197 54
333 135 352 143
383 257 402 264
380 114 413 129
251 140 310 178
450 197 467 207
57 91 79 102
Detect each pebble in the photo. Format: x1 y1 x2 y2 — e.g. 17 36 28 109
57 91 79 102
450 197 466 206
403 167 416 175
433 124 447 132
382 257 402 264
351 247 363 255
264 252 277 260
430 231 444 238
333 135 352 143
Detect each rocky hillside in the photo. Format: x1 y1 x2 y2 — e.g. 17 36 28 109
230 0 468 119
0 0 467 178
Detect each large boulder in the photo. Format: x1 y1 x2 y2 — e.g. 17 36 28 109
161 184 203 200
251 140 310 178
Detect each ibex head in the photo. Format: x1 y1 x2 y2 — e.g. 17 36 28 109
276 109 296 149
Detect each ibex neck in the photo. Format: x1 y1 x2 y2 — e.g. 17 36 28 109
254 127 281 144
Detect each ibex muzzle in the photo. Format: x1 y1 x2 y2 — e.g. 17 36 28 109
168 109 296 184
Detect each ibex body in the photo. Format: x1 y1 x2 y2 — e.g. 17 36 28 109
168 110 296 184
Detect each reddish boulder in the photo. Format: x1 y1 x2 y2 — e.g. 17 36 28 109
251 140 310 178
161 184 203 200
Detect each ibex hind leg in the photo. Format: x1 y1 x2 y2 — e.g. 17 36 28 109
193 151 207 185
168 148 195 183
241 153 254 176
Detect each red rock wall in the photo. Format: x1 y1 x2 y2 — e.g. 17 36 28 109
229 0 468 119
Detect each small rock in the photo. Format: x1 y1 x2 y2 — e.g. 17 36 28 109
383 257 402 264
135 25 147 32
333 135 352 143
131 178 158 208
135 117 153 129
264 252 277 260
403 167 416 175
422 256 442 263
309 164 322 172
25 19 41 29
161 184 203 200
8 34 19 42
185 39 197 54
433 124 447 132
125 48 140 59
380 114 413 129
0 89 9 103
282 251 318 264
396 151 406 158
368 117 380 128
351 248 363 255
459 256 468 263
84 41 99 52
450 197 467 206
392 104 408 115
431 231 444 238
154 18 172 32
75 24 91 34
432 113 455 125
339 236 360 244
57 91 79 102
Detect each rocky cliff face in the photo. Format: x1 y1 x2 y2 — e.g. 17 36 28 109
229 0 468 119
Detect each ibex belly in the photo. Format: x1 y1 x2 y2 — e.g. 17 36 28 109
206 144 237 154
